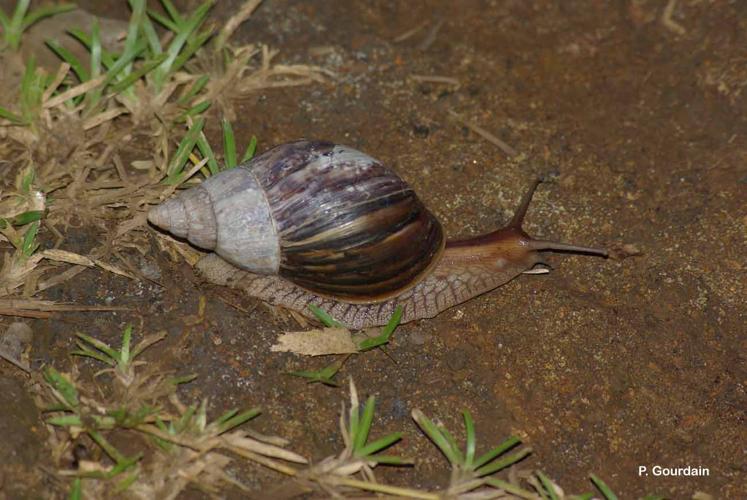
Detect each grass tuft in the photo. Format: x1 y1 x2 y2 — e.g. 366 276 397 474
40 324 300 497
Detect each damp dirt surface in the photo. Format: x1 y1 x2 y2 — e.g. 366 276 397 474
2 0 746 498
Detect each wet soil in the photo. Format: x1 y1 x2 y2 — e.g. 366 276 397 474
1 0 745 498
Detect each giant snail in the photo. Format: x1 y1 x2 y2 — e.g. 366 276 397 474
148 140 607 329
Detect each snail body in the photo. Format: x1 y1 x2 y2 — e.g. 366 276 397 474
149 140 607 329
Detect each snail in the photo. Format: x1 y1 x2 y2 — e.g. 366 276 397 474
148 140 607 329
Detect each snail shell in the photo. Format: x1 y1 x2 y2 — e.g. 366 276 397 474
149 140 444 302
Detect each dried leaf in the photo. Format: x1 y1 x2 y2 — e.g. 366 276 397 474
271 327 357 356
38 249 95 266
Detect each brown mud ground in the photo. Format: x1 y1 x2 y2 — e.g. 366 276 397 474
1 0 745 497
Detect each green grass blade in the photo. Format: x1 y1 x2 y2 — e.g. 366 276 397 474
358 305 402 351
536 471 559 500
146 8 178 32
165 117 205 182
22 3 76 32
81 22 104 110
438 424 464 465
222 118 237 168
152 1 214 89
216 408 260 433
412 409 463 466
10 0 30 26
0 106 25 124
21 220 40 256
102 0 146 89
20 168 35 192
43 367 79 407
356 432 402 457
178 74 210 104
20 57 45 124
195 126 219 175
475 447 531 476
48 415 83 427
71 348 116 366
196 399 208 431
89 21 102 75
289 369 336 386
155 416 169 433
151 418 173 450
590 474 618 500
160 0 184 25
0 9 9 34
123 0 146 57
99 41 146 90
114 470 139 493
463 410 476 468
75 332 121 363
183 1 214 34
68 29 117 70
383 305 403 336
214 409 238 426
88 430 130 465
289 359 343 386
348 390 360 445
307 304 343 328
139 12 163 56
241 135 258 162
46 39 90 82
177 99 211 122
353 396 376 452
20 54 36 83
169 373 198 386
168 28 213 75
473 435 521 469
68 477 82 500
176 405 196 432
6 0 30 49
109 52 167 93
320 360 345 379
120 325 132 366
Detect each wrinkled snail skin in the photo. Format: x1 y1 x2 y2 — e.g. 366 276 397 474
195 230 539 330
149 140 608 329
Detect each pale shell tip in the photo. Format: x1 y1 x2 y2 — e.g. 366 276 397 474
148 198 188 238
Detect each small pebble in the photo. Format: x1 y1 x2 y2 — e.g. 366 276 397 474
409 330 429 346
0 322 33 361
138 257 162 281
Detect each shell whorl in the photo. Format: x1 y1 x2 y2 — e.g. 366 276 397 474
149 140 444 302
148 164 280 274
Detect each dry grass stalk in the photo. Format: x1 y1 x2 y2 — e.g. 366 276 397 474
448 110 519 158
662 0 686 35
393 20 430 43
214 0 263 50
411 74 461 87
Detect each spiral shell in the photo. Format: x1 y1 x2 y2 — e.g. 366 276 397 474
148 140 444 302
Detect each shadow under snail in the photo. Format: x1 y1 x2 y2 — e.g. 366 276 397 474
148 140 607 329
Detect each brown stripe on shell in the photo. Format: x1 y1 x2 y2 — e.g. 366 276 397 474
244 140 444 302
285 208 443 300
